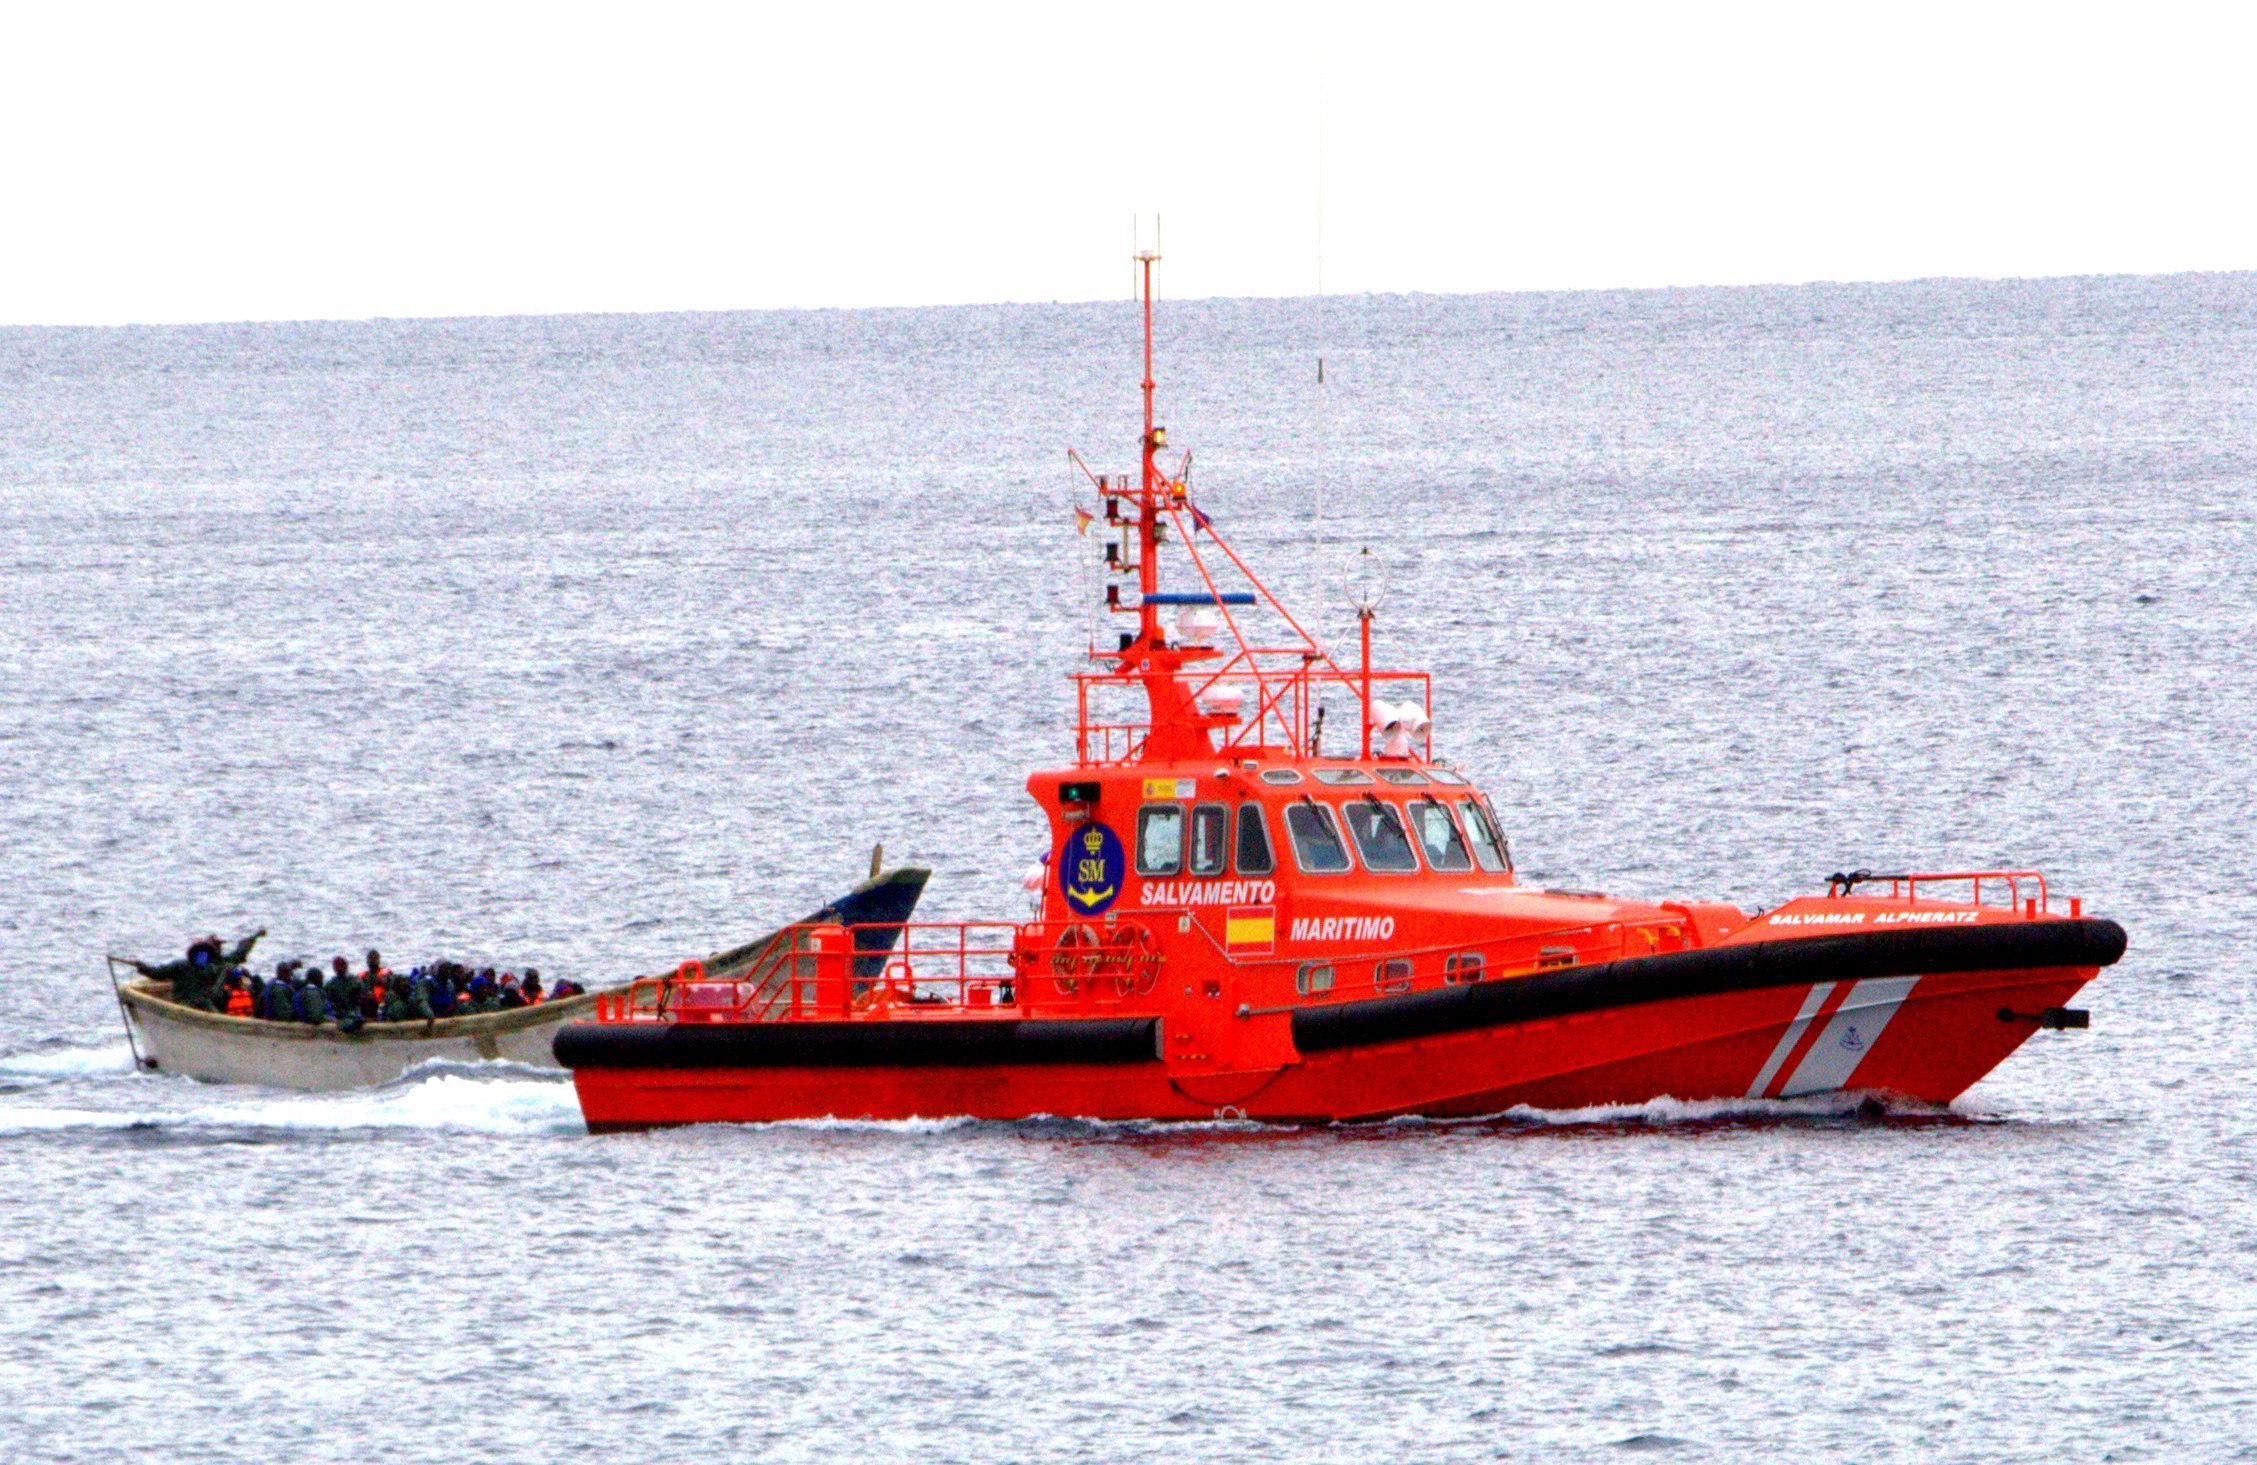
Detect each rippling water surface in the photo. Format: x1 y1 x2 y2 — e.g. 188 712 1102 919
2 274 2253 1461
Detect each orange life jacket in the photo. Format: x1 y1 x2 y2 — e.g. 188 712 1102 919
225 987 254 1016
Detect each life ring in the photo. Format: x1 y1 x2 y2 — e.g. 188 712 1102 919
851 961 917 1012
656 959 710 1017
1099 921 1160 997
1050 923 1103 993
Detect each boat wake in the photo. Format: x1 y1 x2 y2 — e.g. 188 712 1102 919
763 1113 1290 1138
1478 1090 1964 1128
208 1071 582 1136
0 1039 139 1083
0 1064 582 1138
0 1037 1978 1141
644 1095 1967 1142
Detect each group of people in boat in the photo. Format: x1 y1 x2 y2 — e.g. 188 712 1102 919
134 933 586 1028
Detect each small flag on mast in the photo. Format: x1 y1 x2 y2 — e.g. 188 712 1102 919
1189 503 1213 534
1073 506 1095 536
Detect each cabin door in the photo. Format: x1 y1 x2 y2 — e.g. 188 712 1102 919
1162 971 1297 1110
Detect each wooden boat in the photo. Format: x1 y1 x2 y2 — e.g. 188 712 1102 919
110 866 929 1091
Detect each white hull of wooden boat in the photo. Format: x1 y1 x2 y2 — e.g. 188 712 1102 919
118 981 604 1091
110 865 931 1091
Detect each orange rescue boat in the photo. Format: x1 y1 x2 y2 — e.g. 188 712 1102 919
556 250 2125 1130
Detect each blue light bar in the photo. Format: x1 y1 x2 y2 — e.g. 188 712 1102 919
1139 592 1258 606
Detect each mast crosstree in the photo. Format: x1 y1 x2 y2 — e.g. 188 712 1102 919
1067 248 1430 767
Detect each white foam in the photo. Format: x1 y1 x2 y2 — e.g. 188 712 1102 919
1486 1090 1941 1127
391 1055 561 1085
0 1105 144 1133
215 1073 584 1134
729 1113 1286 1137
0 1069 1948 1140
735 1114 982 1135
0 1041 138 1081
0 1072 583 1137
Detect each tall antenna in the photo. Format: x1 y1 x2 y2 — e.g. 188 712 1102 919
1313 0 1329 528
1131 214 1164 298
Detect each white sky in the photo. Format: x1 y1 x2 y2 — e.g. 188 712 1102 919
2 1 2251 325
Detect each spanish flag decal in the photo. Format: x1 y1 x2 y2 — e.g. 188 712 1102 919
1225 906 1276 954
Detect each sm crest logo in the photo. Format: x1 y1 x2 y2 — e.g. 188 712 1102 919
1059 823 1125 914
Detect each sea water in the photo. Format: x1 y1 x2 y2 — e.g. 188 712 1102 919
1 275 2252 1461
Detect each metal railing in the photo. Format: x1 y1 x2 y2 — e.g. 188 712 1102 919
594 865 2079 1033
595 920 1169 1025
1827 868 2054 913
1073 655 1433 765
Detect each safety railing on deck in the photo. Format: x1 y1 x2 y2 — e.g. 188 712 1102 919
589 862 2090 1034
1827 868 2058 914
594 904 1731 1027
1163 909 1694 1015
1074 653 1433 765
594 919 1169 1025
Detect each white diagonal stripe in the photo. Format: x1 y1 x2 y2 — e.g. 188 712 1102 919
1780 976 1919 1096
1748 982 1835 1098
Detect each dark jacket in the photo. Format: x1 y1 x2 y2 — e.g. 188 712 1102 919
139 952 217 1009
323 972 364 1032
293 980 329 1025
259 981 294 1022
138 931 261 1010
383 974 433 1024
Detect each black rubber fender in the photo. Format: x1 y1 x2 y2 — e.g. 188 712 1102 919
555 1015 1160 1070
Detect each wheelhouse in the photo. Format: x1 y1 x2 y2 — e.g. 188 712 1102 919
1030 759 1515 909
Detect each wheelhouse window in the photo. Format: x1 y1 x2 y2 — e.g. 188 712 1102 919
1375 958 1413 994
1258 768 1304 786
1376 768 1428 786
1457 799 1510 874
1312 768 1374 786
1444 953 1484 985
1136 804 1184 876
1284 801 1352 874
1188 804 1228 877
1342 799 1418 873
1428 769 1470 787
1407 799 1472 872
1234 804 1275 876
1295 962 1335 995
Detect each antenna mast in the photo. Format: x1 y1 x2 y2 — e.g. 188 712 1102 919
1063 229 1414 766
1135 232 1162 650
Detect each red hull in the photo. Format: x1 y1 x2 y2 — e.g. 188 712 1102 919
560 252 2124 1137
570 964 2095 1130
